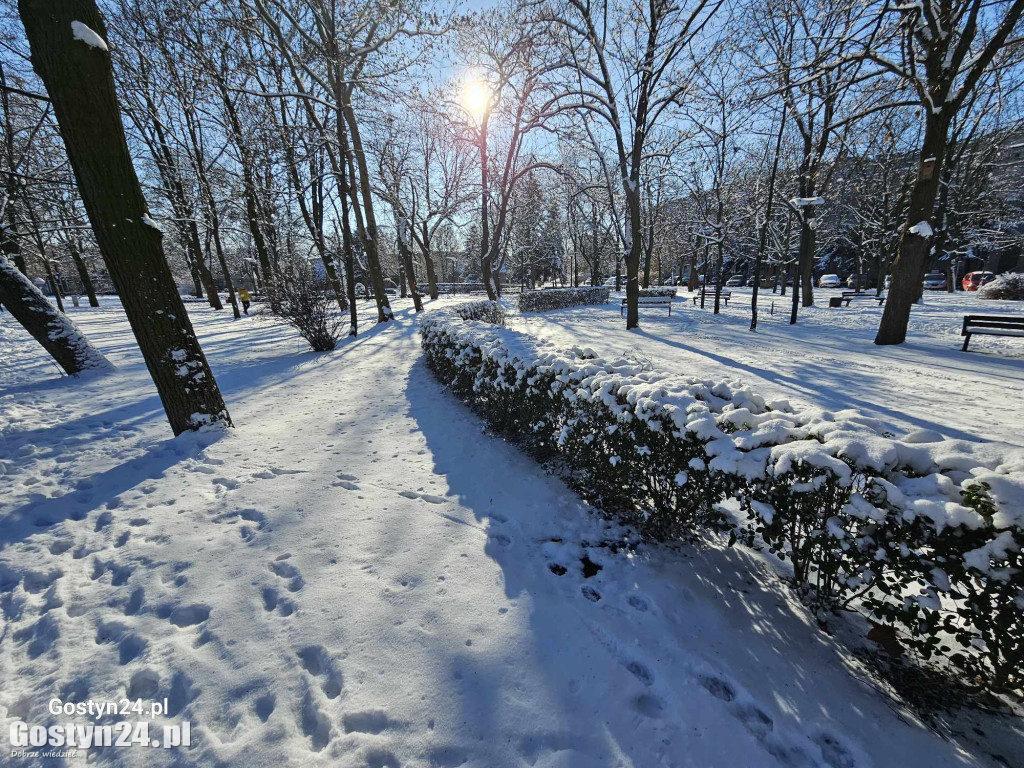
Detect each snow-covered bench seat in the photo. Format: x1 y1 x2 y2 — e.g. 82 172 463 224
832 291 885 307
961 314 1024 351
692 287 730 306
621 296 673 316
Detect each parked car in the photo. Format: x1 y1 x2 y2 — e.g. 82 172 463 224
745 276 757 287
354 283 367 297
922 271 947 290
725 275 745 287
384 287 398 297
818 273 841 288
603 277 617 287
962 271 995 291
885 275 892 289
846 275 873 289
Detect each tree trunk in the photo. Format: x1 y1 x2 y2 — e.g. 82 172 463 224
206 199 240 319
68 236 99 306
183 249 204 298
876 115 949 346
799 206 815 307
1 255 110 374
420 223 438 300
478 122 495 302
752 108 786 330
396 233 423 312
41 254 65 313
340 95 392 321
622 179 641 327
642 235 652 289
19 0 231 434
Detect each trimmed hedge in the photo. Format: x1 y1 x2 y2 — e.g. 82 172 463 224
639 287 678 298
517 286 610 312
978 272 1024 301
421 301 1024 694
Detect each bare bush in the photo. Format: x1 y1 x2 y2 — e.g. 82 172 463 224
264 264 347 351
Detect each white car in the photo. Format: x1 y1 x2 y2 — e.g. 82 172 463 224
602 277 617 287
818 274 841 288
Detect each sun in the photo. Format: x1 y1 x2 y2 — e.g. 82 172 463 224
462 76 491 121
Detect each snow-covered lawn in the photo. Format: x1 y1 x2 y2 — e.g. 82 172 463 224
0 296 1020 767
512 288 1024 446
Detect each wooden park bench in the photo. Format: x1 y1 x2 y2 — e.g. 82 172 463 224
622 296 673 316
829 291 886 308
961 315 1024 352
692 287 731 306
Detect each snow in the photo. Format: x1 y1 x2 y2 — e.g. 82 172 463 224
0 296 1020 766
908 221 934 237
141 214 162 231
512 287 1024 446
70 21 109 52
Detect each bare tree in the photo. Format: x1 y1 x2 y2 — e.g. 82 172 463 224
847 0 1024 344
19 0 231 434
533 0 724 328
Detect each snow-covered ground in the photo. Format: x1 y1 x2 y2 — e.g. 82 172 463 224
512 288 1024 446
0 295 1021 767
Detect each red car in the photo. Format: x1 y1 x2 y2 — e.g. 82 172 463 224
962 271 995 291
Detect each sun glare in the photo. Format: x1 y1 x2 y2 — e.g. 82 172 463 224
462 77 490 121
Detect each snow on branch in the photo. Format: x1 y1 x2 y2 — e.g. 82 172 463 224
71 21 109 52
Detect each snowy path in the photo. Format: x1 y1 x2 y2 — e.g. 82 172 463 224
0 299 1012 767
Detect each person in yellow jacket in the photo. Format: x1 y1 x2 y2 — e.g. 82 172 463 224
238 288 251 315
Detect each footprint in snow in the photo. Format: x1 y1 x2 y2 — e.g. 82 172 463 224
211 477 239 493
214 509 268 540
631 693 666 719
253 693 276 723
254 468 306 479
398 490 446 504
735 704 774 740
580 585 602 602
297 645 343 699
626 661 653 686
332 480 360 490
268 558 304 592
167 604 211 627
814 731 858 768
627 595 649 612
698 674 735 702
261 587 296 617
342 709 391 734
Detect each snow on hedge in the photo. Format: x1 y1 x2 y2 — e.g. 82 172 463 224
421 301 1024 693
639 287 678 297
517 286 610 312
978 272 1024 301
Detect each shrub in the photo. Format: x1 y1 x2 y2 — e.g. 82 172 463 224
517 286 610 312
419 303 1024 694
863 474 1024 692
264 264 347 351
978 272 1024 300
639 287 677 298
